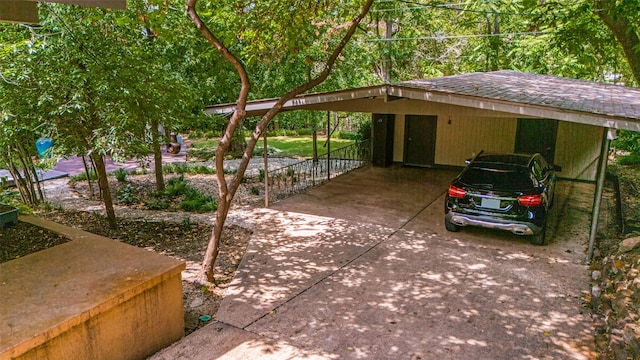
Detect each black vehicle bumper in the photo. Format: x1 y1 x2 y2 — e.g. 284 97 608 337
445 211 544 235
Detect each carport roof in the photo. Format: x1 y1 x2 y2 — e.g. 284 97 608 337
206 70 640 131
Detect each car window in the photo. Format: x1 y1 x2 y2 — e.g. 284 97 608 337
459 167 535 191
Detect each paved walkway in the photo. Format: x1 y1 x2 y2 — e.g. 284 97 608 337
151 167 596 359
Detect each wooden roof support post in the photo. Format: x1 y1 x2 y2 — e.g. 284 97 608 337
586 127 616 264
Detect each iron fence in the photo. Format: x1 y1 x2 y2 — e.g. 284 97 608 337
265 140 370 203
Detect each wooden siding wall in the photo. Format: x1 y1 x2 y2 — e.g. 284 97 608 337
393 115 405 162
384 104 602 181
435 116 517 166
555 122 602 181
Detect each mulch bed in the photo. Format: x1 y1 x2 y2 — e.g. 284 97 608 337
1 221 69 263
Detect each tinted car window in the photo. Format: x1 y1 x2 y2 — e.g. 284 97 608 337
459 167 535 191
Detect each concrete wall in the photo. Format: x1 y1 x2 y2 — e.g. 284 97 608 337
1 216 186 360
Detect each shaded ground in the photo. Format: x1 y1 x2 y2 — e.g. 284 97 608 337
2 162 639 358
153 167 595 360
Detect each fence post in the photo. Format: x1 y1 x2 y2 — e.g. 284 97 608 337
327 111 331 181
263 133 269 208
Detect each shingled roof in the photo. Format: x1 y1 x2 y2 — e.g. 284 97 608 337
206 70 640 131
401 70 640 121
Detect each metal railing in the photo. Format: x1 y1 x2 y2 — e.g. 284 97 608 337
266 140 370 203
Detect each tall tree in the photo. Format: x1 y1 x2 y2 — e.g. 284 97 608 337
1 1 198 225
593 0 640 84
186 0 375 282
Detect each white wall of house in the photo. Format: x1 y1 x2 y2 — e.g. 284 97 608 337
555 122 602 181
435 116 517 166
385 103 603 181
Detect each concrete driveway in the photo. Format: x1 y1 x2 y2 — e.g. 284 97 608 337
152 166 595 359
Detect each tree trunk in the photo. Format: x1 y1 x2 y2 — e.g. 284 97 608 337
91 153 117 228
7 157 30 204
151 118 165 192
594 0 640 84
81 155 95 198
188 0 375 283
16 143 39 205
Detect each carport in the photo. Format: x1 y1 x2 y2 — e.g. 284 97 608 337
207 70 640 262
153 166 597 359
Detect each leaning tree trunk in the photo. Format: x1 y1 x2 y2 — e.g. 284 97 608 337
6 157 30 204
187 0 375 283
91 153 117 228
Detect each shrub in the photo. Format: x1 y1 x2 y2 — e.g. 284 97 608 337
144 199 170 210
117 185 140 205
251 186 260 195
112 168 127 182
337 131 359 140
617 153 640 165
357 119 372 141
71 170 98 181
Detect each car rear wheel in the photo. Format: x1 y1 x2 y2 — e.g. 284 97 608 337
530 226 546 245
445 218 460 232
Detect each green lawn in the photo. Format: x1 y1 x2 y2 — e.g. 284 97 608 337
188 136 354 160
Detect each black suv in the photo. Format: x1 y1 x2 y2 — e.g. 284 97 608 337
444 152 561 245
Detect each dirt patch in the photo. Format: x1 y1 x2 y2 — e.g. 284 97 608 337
588 163 640 359
0 222 69 263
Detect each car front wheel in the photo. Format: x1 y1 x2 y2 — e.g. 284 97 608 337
445 217 460 232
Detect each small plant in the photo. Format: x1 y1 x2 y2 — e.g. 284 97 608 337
0 189 18 204
92 210 102 218
117 185 139 205
259 169 265 182
16 203 33 215
112 168 127 182
182 216 192 230
180 187 218 212
144 199 169 210
71 170 98 182
40 202 53 211
617 153 640 165
250 186 260 195
165 176 188 196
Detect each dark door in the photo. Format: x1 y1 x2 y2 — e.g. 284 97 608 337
404 115 437 167
372 113 395 167
515 118 558 162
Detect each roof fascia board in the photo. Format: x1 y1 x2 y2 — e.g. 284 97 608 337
388 85 640 132
205 86 387 116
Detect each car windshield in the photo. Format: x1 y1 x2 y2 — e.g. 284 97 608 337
459 167 534 191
